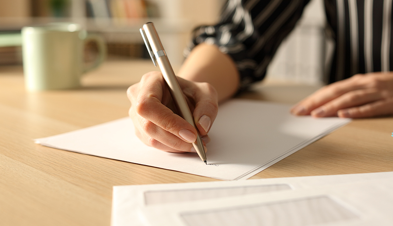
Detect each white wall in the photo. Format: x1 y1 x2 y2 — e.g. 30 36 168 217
267 0 326 84
148 0 224 24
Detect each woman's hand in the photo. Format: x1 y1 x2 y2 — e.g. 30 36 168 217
127 71 218 153
291 72 393 118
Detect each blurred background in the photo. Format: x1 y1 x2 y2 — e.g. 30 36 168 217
0 0 327 85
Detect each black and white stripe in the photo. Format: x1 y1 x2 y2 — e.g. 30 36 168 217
364 0 373 73
348 0 358 76
382 0 392 72
187 0 393 91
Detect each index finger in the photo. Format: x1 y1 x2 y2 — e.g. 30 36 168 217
136 72 199 143
177 77 219 135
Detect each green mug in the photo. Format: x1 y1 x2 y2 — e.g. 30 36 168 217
22 23 106 91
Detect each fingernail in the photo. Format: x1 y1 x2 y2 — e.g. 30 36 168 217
179 129 197 143
312 108 325 117
201 136 210 144
199 115 211 132
339 110 350 118
292 105 306 115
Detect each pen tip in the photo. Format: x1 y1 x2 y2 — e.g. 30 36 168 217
204 160 207 165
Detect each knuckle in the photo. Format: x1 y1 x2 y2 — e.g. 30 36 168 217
324 83 338 95
135 98 150 116
161 115 179 132
168 139 184 150
146 137 158 147
350 74 366 86
126 86 133 96
359 105 373 114
140 119 155 134
326 86 341 97
320 86 329 91
332 86 343 95
141 72 153 81
346 92 361 102
367 77 383 89
369 79 378 88
141 71 161 82
205 99 219 113
202 82 218 95
127 85 138 101
351 74 363 81
182 87 195 98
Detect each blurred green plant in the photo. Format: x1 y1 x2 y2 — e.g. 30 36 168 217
50 0 69 17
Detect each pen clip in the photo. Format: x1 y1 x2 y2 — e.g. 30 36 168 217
140 28 157 67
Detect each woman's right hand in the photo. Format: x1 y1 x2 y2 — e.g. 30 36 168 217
127 71 219 153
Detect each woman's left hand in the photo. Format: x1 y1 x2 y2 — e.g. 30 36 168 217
291 72 393 118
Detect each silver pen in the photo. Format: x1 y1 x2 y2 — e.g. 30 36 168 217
140 22 207 164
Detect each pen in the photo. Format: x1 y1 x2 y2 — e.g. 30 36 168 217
140 22 207 164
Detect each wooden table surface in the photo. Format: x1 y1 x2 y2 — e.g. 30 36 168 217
1 60 392 226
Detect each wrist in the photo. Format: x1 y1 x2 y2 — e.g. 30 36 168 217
179 43 239 102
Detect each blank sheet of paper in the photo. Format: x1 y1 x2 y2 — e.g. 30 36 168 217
36 99 350 181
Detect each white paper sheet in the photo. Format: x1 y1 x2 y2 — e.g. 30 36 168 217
139 178 393 226
111 172 393 226
36 100 350 181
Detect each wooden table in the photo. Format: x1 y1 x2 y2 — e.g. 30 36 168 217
1 60 392 226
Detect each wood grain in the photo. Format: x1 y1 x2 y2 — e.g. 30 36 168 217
1 60 392 226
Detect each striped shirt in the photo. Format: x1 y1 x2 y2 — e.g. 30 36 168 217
186 0 393 90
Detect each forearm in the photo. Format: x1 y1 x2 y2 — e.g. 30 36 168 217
178 43 240 102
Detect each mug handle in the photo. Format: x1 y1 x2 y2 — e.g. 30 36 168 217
83 33 106 73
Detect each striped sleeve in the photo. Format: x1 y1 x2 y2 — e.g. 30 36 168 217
185 0 310 91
